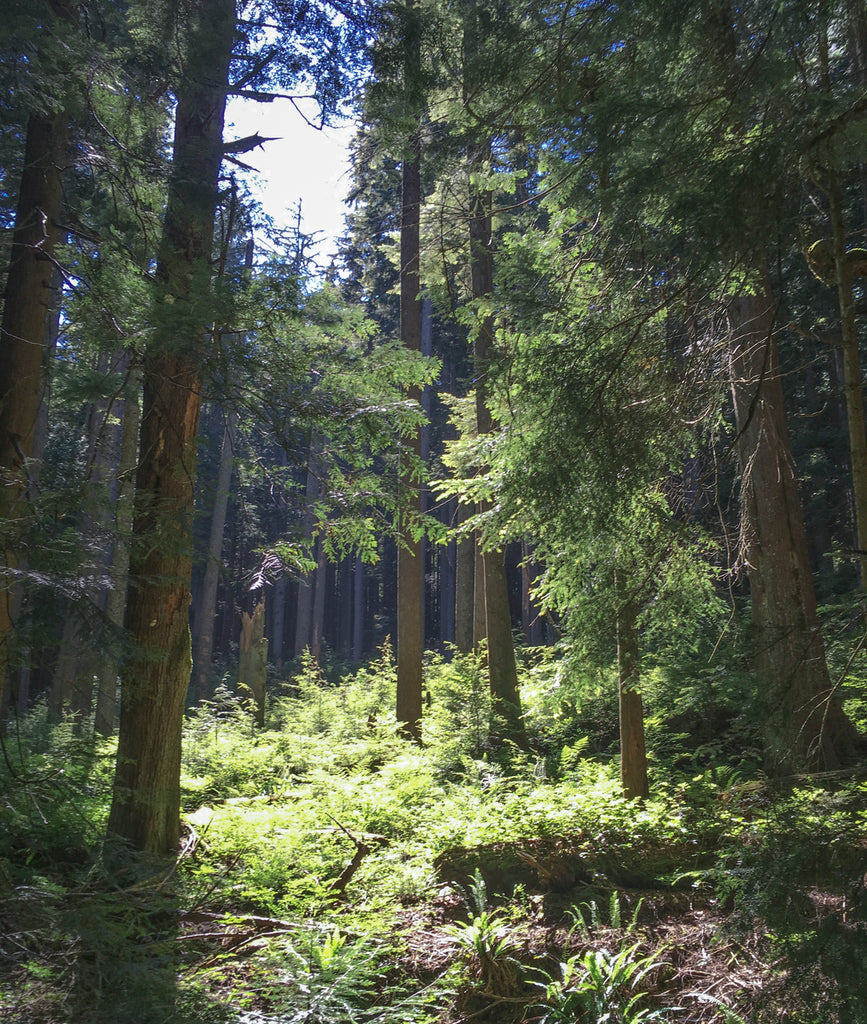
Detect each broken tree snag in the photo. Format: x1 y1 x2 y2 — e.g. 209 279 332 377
239 597 267 727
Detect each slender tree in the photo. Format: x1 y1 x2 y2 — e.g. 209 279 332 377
95 366 141 736
396 134 425 740
467 140 525 745
392 0 426 740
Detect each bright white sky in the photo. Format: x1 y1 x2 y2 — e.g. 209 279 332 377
225 96 356 264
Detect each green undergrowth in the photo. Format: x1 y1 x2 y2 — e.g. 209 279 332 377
2 645 867 1022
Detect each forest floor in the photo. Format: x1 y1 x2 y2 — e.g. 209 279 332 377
2 651 866 1023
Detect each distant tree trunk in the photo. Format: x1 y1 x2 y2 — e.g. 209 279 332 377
50 353 117 722
337 557 353 657
455 506 475 653
107 0 235 857
729 282 859 774
396 138 424 742
271 574 287 670
310 537 327 664
826 175 867 591
473 533 487 649
9 262 62 715
440 498 457 646
617 590 648 800
468 142 526 746
239 597 267 727
0 110 68 706
193 405 237 703
193 234 251 697
294 452 321 656
95 366 141 736
352 554 364 662
269 442 290 671
521 541 544 646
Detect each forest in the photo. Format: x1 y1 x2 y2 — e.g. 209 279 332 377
3 0 867 1021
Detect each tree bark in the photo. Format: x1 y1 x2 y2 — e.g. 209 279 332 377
107 0 235 856
0 111 67 706
396 138 424 742
729 283 859 774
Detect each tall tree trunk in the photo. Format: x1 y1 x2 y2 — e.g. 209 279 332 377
396 138 424 742
0 111 68 706
95 366 141 736
468 143 526 746
729 283 858 774
107 0 235 856
193 405 237 703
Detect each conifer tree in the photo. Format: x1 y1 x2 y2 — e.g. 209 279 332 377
396 0 425 742
107 0 236 854
0 1 79 704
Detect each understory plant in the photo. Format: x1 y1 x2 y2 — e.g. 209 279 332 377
531 941 671 1024
444 869 522 996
